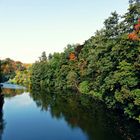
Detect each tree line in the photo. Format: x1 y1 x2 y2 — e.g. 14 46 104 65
1 0 139 123
30 0 140 123
0 58 27 82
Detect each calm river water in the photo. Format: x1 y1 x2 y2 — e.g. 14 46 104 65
0 84 139 140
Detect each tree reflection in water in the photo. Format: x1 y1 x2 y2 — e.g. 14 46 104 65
0 88 4 140
0 87 25 140
2 88 25 98
30 89 140 140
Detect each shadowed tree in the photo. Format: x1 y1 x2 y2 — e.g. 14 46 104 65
0 88 4 140
39 51 47 62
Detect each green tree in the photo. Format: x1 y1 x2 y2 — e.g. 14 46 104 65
30 1 140 123
39 51 47 62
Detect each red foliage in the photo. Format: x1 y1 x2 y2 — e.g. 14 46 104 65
134 24 140 31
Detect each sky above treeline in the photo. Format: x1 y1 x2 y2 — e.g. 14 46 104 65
0 0 128 63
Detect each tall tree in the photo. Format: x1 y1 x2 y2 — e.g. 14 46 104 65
123 0 140 33
104 11 120 38
0 60 1 83
39 51 47 62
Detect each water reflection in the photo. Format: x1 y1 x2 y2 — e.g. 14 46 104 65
0 83 26 98
2 88 25 98
31 89 140 140
0 88 4 140
0 84 139 140
0 85 25 140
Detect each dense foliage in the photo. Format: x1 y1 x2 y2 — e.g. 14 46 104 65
0 58 26 82
30 1 140 123
10 64 32 87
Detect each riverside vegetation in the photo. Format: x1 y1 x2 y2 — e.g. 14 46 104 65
31 1 140 123
1 0 140 124
0 58 31 87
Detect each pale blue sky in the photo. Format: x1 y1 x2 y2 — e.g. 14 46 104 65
0 0 128 63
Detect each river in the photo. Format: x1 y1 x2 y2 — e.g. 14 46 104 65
0 84 139 140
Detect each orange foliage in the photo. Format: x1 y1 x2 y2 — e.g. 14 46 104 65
128 19 140 41
69 53 76 61
1 58 26 75
23 63 32 68
128 32 139 40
